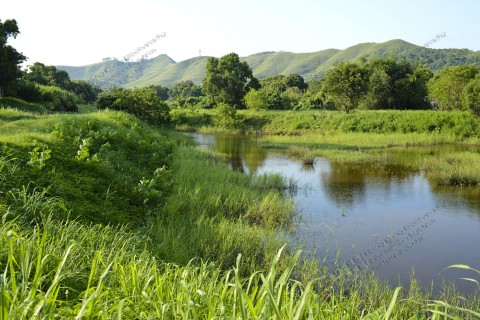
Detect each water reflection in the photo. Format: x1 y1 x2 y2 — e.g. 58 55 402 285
191 133 480 294
194 133 267 173
320 162 367 208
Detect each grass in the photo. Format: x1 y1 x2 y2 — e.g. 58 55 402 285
0 212 479 319
1 106 479 318
150 146 297 270
2 212 479 319
170 109 480 140
423 151 480 186
0 97 48 114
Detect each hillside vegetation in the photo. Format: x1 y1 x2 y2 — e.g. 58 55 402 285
58 39 480 88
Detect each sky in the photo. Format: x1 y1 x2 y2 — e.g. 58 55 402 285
3 0 480 66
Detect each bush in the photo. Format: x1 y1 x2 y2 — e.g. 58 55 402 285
245 88 269 111
213 103 243 129
37 85 78 112
96 92 117 109
14 80 41 102
462 76 480 115
97 88 170 124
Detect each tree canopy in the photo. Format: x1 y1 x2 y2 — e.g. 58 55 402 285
321 62 369 113
202 53 260 108
24 62 72 89
428 65 480 111
361 58 431 110
0 19 26 96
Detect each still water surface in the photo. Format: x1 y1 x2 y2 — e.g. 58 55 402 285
192 133 480 294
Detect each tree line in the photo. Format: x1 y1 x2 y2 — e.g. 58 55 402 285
2 18 480 123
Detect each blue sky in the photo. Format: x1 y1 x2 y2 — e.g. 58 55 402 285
3 0 480 66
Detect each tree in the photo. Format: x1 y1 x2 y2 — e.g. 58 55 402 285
297 79 326 110
244 88 269 111
169 80 202 99
462 75 480 115
321 62 368 113
70 80 102 103
285 74 307 91
428 65 479 111
148 85 170 101
0 19 26 96
361 58 431 110
259 75 289 109
202 53 260 108
24 62 72 90
281 87 303 109
260 75 287 92
298 90 324 110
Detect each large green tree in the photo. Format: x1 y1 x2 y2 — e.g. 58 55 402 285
70 80 102 103
0 19 26 96
148 85 170 101
321 62 368 113
428 65 480 111
24 62 72 90
285 74 307 91
202 53 260 108
362 58 431 110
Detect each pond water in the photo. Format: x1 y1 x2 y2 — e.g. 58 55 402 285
191 133 480 294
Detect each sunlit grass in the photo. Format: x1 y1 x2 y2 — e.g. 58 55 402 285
1 107 479 318
423 152 480 186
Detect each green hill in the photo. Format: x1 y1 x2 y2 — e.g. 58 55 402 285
58 39 480 88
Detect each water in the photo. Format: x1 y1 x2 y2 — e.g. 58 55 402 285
191 133 480 294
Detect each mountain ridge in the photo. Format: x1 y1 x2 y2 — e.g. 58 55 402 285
58 39 480 88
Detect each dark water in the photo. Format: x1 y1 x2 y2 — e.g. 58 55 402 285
192 133 480 294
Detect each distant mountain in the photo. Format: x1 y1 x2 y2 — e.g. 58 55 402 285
58 40 480 88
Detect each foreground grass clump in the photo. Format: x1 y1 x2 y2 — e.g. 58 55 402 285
1 213 479 319
0 108 296 271
423 152 480 186
0 109 173 225
151 146 296 271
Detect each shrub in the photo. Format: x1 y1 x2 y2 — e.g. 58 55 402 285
14 80 41 102
37 85 78 112
97 88 170 124
213 103 243 129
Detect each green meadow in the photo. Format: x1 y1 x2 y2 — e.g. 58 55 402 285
0 101 478 318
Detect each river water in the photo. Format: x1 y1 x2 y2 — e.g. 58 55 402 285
191 133 480 294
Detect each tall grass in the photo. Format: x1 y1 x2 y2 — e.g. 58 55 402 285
1 107 479 318
170 108 480 142
1 212 478 318
423 152 480 186
150 146 297 271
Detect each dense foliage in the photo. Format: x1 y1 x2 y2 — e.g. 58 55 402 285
0 109 478 318
97 87 170 124
0 19 26 96
428 65 480 112
37 85 79 112
171 108 480 138
203 53 260 108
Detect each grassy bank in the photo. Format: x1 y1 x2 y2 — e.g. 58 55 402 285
170 108 480 185
171 109 480 140
1 107 479 318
